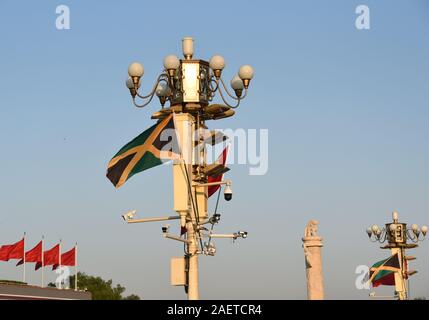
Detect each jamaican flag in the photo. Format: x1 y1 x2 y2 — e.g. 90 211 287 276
106 114 180 188
369 253 401 287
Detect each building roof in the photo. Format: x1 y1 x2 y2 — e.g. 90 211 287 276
0 282 91 300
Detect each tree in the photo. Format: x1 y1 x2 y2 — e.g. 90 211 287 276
48 272 140 300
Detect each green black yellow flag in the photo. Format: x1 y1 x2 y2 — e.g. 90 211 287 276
369 253 401 287
106 114 179 188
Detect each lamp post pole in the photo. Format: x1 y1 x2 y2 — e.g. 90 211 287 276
186 217 200 299
366 211 427 300
173 111 202 300
123 37 253 300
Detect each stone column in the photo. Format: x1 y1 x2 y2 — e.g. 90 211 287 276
302 220 324 300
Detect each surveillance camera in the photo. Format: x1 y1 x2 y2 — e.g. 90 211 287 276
238 231 248 239
122 210 136 221
209 213 221 224
162 225 170 233
204 242 216 256
224 185 232 201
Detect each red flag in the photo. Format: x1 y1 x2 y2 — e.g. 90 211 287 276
35 244 59 270
61 247 76 266
208 146 229 197
0 245 13 261
0 238 24 261
52 247 76 270
16 241 42 266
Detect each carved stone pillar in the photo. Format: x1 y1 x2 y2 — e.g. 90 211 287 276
302 220 324 300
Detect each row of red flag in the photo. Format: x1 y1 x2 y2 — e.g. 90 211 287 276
0 238 76 271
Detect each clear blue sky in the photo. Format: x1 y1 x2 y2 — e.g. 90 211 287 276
0 0 428 299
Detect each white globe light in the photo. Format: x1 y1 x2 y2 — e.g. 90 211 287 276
163 55 180 70
128 62 144 77
421 225 428 236
392 211 399 221
126 78 134 89
412 224 419 232
230 75 244 90
126 77 141 89
209 55 225 71
156 82 169 97
182 37 194 58
366 228 373 236
371 224 379 233
238 65 254 80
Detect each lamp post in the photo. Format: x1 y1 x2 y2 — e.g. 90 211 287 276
366 211 427 300
123 37 253 300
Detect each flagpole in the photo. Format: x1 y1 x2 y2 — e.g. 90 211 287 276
75 242 78 291
59 239 62 289
41 235 44 288
23 232 26 283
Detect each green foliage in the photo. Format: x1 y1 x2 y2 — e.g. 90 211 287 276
48 272 140 300
0 280 26 285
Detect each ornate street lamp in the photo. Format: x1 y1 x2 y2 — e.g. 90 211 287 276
125 37 253 112
366 211 427 300
366 211 427 244
122 37 253 300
